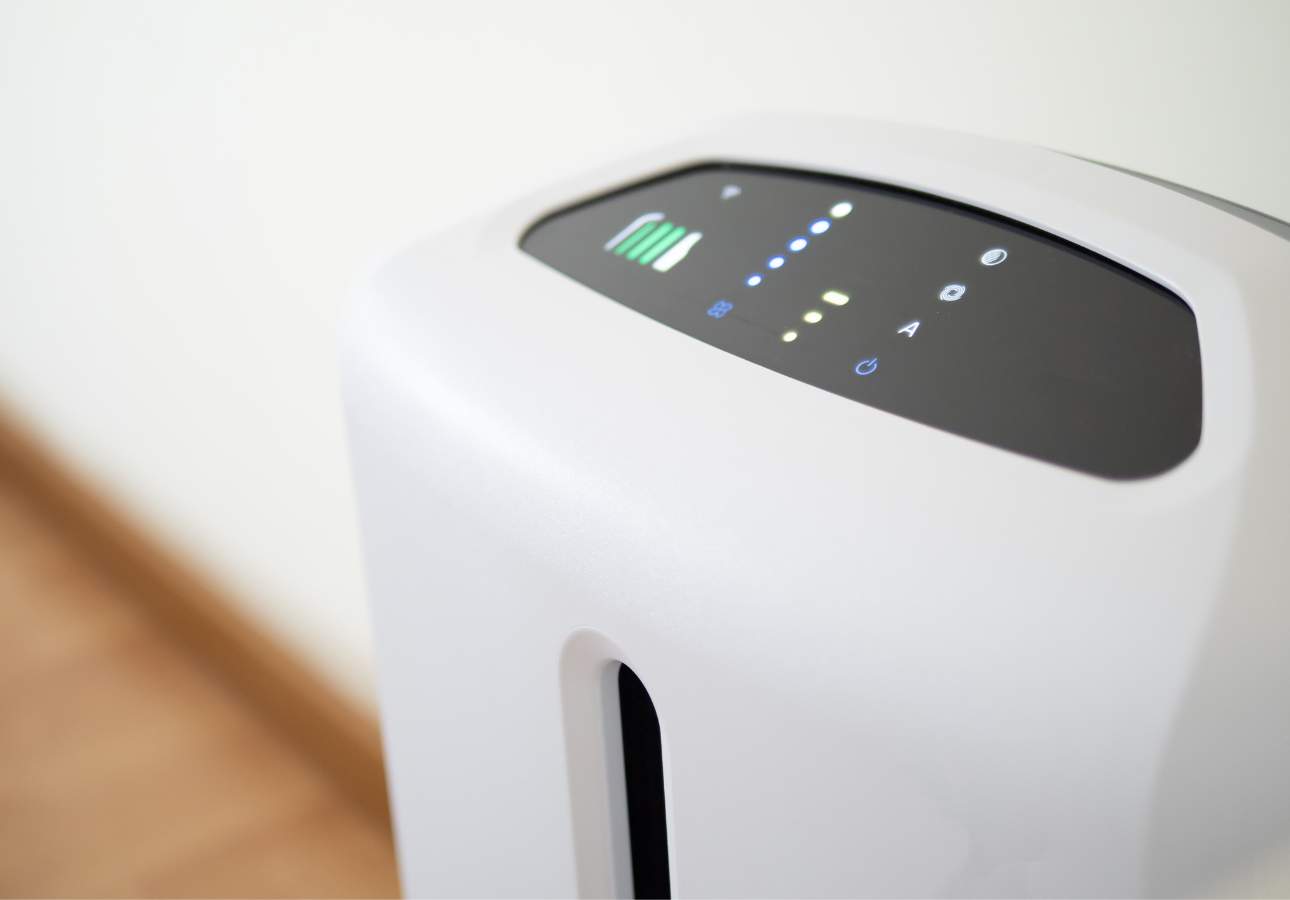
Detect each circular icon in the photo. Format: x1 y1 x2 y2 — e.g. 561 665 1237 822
854 357 879 377
980 248 1008 266
939 283 967 302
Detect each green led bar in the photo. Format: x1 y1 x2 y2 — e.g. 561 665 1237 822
604 212 699 271
639 226 687 264
613 220 658 257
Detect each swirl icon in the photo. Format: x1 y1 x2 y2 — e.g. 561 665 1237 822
939 283 967 302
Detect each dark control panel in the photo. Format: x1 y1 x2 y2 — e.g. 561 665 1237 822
520 164 1202 479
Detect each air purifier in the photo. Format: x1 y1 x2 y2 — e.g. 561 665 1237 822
342 117 1290 897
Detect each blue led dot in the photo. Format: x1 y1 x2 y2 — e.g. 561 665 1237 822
788 237 808 252
809 219 830 235
767 255 785 269
746 274 763 287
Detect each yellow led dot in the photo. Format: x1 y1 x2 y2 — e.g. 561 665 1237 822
803 310 823 324
830 201 853 218
821 289 849 306
781 330 799 343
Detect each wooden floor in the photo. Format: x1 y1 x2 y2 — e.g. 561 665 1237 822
0 465 401 897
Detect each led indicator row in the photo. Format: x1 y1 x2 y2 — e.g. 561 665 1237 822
744 200 853 288
781 289 849 342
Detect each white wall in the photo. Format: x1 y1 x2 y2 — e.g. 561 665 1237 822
2 0 1287 708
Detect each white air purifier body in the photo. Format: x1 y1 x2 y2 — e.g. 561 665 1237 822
342 118 1290 897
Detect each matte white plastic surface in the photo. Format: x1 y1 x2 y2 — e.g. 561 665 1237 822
342 118 1290 897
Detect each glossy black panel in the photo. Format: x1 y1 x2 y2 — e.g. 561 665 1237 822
521 165 1202 478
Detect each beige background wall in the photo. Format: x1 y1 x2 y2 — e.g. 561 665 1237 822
2 0 1287 706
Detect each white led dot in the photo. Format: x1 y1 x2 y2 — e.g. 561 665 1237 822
781 330 799 343
746 274 763 287
830 201 853 218
767 255 785 269
821 289 850 306
803 310 823 324
788 237 808 252
809 219 830 235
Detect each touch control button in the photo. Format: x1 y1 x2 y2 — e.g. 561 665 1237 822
854 357 879 376
939 283 967 302
980 248 1008 266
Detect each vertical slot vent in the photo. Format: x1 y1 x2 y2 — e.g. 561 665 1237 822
617 663 671 899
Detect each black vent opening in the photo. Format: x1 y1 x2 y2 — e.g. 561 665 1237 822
617 663 670 899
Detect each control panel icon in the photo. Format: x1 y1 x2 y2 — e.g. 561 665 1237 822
939 283 967 302
854 357 879 376
980 248 1008 266
604 212 703 272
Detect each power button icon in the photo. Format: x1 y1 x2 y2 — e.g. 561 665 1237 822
854 357 879 377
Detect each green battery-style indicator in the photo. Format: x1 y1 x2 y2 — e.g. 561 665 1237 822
604 212 703 272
